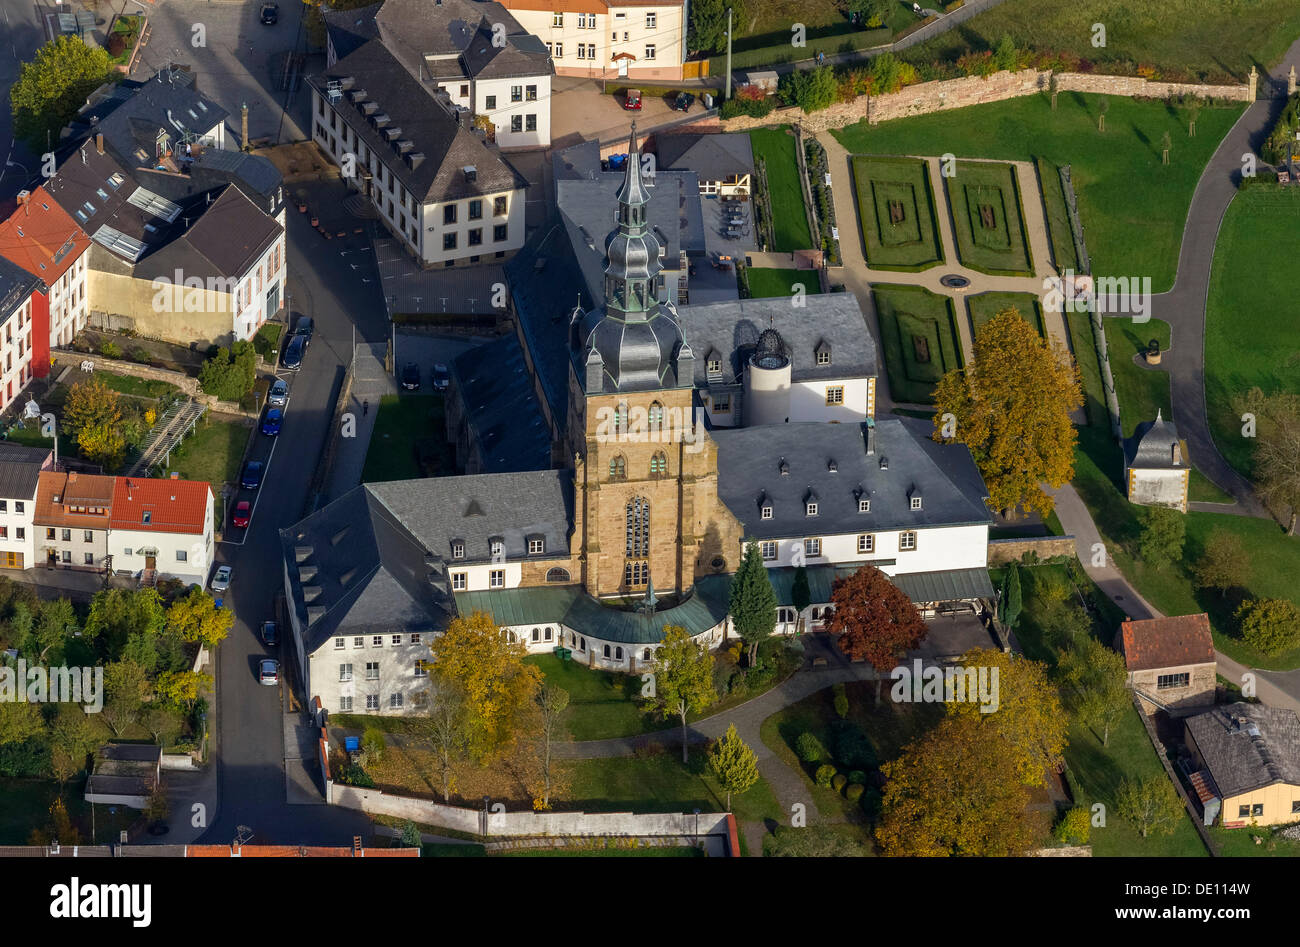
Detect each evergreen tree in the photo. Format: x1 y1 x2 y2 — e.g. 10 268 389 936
999 565 1022 630
729 541 778 666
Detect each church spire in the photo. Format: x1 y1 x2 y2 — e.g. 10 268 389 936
617 121 650 213
603 120 661 321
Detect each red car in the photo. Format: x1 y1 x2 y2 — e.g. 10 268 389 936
623 88 642 110
232 500 252 528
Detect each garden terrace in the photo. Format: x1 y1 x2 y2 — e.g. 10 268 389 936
872 283 963 404
851 156 944 271
944 160 1035 277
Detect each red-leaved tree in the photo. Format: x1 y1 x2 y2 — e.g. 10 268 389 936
826 565 927 703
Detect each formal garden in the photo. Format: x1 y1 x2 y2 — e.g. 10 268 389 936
871 283 963 404
850 155 944 270
1035 157 1080 273
749 127 814 252
944 160 1035 276
966 291 1045 338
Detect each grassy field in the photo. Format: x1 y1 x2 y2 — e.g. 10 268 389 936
1205 186 1300 479
871 284 963 404
833 93 1245 292
966 291 1044 338
750 128 814 251
0 778 138 845
714 0 911 72
850 156 944 270
1210 824 1300 856
1105 318 1172 439
945 160 1035 276
361 394 451 483
162 414 248 487
898 0 1300 82
1035 157 1080 273
91 371 182 401
746 267 822 299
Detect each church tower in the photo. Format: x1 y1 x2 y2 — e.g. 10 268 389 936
566 125 742 600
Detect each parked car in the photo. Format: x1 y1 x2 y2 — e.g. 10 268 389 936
232 501 252 528
267 378 288 407
672 92 694 112
261 621 279 647
211 565 232 592
400 362 421 390
282 334 305 370
431 363 450 392
241 460 264 490
260 3 279 24
259 659 280 685
295 316 314 346
623 89 642 110
262 407 283 436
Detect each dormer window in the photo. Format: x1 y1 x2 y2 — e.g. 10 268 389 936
778 458 789 476
451 541 465 559
761 505 773 520
527 537 545 555
827 458 837 473
858 497 871 513
815 342 831 366
489 538 505 558
805 502 818 517
142 511 151 524
910 497 922 510
706 357 722 375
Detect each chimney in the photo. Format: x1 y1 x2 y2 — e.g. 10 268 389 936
241 103 249 151
865 418 876 455
95 133 104 155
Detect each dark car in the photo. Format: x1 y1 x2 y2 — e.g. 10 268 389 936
295 316 314 346
431 363 450 392
241 460 264 490
672 92 694 112
261 621 279 647
283 334 305 370
400 362 420 391
623 88 642 110
232 500 251 528
262 407 283 436
260 3 279 24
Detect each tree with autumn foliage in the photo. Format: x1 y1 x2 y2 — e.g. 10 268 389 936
164 587 234 649
933 308 1082 517
426 610 542 764
64 377 127 470
825 565 927 703
648 625 716 763
875 712 1048 856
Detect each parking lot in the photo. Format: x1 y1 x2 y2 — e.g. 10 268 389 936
550 75 708 147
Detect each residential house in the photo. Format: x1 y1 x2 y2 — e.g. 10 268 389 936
0 186 91 353
308 39 529 268
34 471 115 570
1124 409 1190 512
1115 614 1216 715
1184 702 1300 827
656 133 754 197
0 256 42 412
0 445 54 569
108 475 215 584
500 0 688 81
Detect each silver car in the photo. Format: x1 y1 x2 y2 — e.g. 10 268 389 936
210 565 232 593
259 659 280 686
268 379 288 407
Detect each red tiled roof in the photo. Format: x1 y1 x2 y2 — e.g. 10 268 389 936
186 845 418 857
34 471 115 529
1119 614 1215 672
0 186 90 286
110 477 211 534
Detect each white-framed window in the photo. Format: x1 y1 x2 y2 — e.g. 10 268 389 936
805 538 821 557
414 661 427 677
371 635 383 647
761 505 773 520
365 661 379 680
552 11 563 26
899 530 917 551
365 694 379 710
176 549 187 561
910 496 922 510
490 569 505 588
646 11 656 28
805 502 818 516
577 44 586 59
334 637 345 650
816 349 831 366
452 572 467 591
451 542 464 559
645 44 655 60
858 498 871 513
353 636 364 648
389 693 404 709
339 695 353 711
339 664 353 682
490 539 504 557
760 541 777 560
410 633 421 645
554 41 563 57
391 634 402 646
586 43 595 58
858 534 874 554
528 538 545 554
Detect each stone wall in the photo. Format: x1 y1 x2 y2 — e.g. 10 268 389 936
720 68 1250 135
54 349 260 418
1031 845 1093 856
986 535 1076 565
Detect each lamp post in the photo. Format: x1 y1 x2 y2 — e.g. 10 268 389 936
482 795 491 840
694 808 700 848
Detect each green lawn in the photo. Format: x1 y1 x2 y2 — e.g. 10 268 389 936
966 291 1044 338
361 394 452 483
833 93 1245 292
715 0 910 72
1011 563 1209 857
745 267 821 299
1209 824 1300 856
1035 157 1080 273
91 371 182 401
944 160 1035 276
1104 318 1171 439
850 156 944 270
898 0 1300 83
1205 186 1300 479
161 415 248 487
1065 309 1108 430
750 128 814 251
871 284 963 404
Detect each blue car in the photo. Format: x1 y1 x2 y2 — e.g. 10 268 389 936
241 460 264 490
262 408 283 436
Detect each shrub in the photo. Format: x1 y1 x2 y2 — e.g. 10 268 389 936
1236 598 1300 657
860 787 882 817
720 92 774 119
129 346 152 365
198 340 257 402
1053 806 1091 845
100 341 122 359
832 683 848 719
832 773 847 793
727 670 749 696
848 770 867 785
845 783 865 802
796 732 826 764
361 727 387 761
814 764 836 788
830 720 876 770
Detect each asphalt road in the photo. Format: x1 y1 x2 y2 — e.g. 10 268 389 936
0 0 51 198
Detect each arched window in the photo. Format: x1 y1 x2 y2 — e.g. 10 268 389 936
643 648 651 661
609 455 627 480
544 627 553 641
603 644 611 658
531 628 540 641
625 496 650 589
649 451 667 477
648 401 663 432
580 637 587 652
615 647 623 661
546 567 571 583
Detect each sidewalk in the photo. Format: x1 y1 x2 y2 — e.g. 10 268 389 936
325 342 393 503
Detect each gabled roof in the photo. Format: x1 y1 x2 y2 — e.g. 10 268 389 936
110 477 212 534
0 254 41 322
1118 614 1214 672
34 471 115 529
134 185 282 282
1124 409 1188 469
656 133 755 182
1185 702 1300 798
0 185 90 285
0 445 53 500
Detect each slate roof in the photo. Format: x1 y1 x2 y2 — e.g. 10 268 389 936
0 254 40 323
76 68 229 168
451 334 552 472
1118 614 1214 672
1185 702 1300 798
134 185 282 282
712 418 992 538
110 477 211 535
323 2 382 60
458 22 553 79
310 41 527 204
0 445 52 500
656 133 755 182
676 293 878 387
1124 409 1189 469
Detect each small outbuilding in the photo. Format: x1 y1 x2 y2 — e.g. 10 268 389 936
1123 410 1190 512
84 743 162 809
1115 613 1216 715
1183 703 1300 827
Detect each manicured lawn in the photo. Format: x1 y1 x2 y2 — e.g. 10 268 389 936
162 415 248 487
833 93 1245 292
750 128 814 251
1065 309 1108 430
1035 157 1080 273
966 291 1044 338
1104 318 1171 439
850 155 944 270
1205 186 1300 479
1188 470 1235 505
91 371 182 401
253 322 283 362
1012 563 1209 857
745 267 821 299
944 160 1035 276
1210 824 1300 856
871 284 963 404
361 394 452 483
898 0 1300 82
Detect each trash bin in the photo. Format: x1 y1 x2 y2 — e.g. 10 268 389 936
553 646 572 662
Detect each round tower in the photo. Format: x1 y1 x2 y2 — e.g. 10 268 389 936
743 327 791 426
